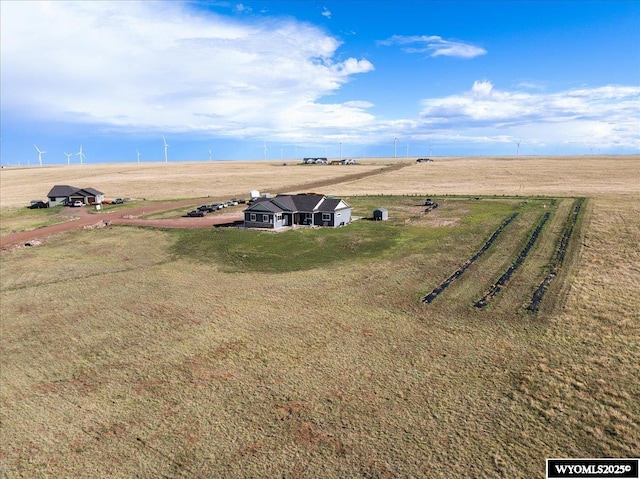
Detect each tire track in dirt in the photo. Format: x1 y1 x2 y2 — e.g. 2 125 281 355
1 162 411 250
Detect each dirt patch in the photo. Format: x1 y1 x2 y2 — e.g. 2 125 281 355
413 217 460 227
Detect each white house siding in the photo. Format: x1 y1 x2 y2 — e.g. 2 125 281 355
48 196 68 207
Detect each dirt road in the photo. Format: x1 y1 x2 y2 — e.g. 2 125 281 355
0 161 411 250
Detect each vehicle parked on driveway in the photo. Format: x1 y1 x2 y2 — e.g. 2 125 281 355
71 200 84 207
186 209 206 217
113 198 125 204
28 201 49 209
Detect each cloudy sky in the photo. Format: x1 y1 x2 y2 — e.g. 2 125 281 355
1 0 639 164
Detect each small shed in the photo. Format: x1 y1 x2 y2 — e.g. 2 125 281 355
373 207 388 221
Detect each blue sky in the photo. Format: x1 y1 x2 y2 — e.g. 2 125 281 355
1 0 639 165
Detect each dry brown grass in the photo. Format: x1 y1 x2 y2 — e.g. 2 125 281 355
337 156 640 198
1 156 638 478
0 160 397 208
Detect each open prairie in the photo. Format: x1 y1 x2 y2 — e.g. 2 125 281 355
1 156 638 478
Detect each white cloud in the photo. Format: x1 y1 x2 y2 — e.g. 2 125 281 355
1 3 637 154
0 1 374 139
235 4 252 14
471 80 494 98
418 81 640 150
380 35 487 59
321 7 331 19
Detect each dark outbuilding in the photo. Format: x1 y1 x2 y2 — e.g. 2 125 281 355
373 207 388 221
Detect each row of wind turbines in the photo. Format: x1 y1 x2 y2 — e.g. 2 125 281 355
32 136 169 166
34 144 85 166
137 136 171 162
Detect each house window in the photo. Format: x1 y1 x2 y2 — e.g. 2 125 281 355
263 214 270 222
276 214 282 221
250 213 256 221
322 213 331 221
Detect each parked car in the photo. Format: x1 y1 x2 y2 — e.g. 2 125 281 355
186 210 206 217
71 200 84 207
113 198 125 204
28 201 49 209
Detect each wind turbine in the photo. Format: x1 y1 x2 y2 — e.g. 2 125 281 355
136 149 141 163
339 140 343 161
34 145 46 167
263 142 267 161
516 140 521 156
394 138 398 159
77 145 85 165
162 136 169 162
209 149 212 161
64 152 73 165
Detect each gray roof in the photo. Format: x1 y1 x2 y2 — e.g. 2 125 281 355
82 187 104 196
245 201 284 213
47 185 79 198
270 195 297 211
47 185 103 198
244 194 350 214
320 198 350 212
289 194 325 211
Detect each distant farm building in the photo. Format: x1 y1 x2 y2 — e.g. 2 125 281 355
373 207 388 221
302 157 328 164
244 193 351 229
47 185 104 207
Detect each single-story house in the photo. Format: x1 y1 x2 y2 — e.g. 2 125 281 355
243 193 352 229
47 185 105 207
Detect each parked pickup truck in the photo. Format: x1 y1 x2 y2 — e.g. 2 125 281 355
186 210 206 217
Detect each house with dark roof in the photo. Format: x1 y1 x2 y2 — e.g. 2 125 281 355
47 185 105 207
243 193 351 229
